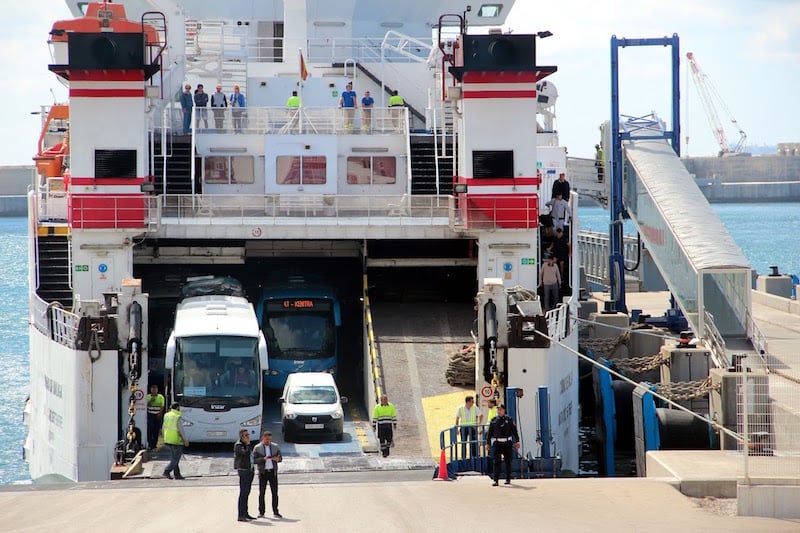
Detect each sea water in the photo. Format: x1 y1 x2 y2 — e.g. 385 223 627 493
1 203 798 483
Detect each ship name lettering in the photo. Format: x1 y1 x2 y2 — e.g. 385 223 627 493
45 375 63 398
558 401 573 425
48 409 63 428
559 372 573 394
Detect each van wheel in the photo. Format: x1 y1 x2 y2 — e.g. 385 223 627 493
282 426 293 443
335 432 343 442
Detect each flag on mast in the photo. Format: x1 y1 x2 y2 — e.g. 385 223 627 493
300 50 309 81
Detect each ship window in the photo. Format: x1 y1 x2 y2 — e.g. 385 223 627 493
203 156 254 184
95 149 136 178
473 150 513 178
276 156 327 185
78 2 89 15
477 4 503 17
346 156 397 185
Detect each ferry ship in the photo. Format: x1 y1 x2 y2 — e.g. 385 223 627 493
25 0 581 482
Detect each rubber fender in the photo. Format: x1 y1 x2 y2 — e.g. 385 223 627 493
655 408 711 449
612 380 636 451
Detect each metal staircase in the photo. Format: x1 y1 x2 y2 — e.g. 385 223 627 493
410 134 456 195
153 135 197 195
36 234 72 307
184 19 248 90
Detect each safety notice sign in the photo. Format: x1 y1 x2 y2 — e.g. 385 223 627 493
480 385 493 399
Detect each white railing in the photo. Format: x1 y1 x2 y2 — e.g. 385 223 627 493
546 303 570 342
703 310 730 369
155 194 451 224
746 309 770 368
31 294 79 348
186 106 407 136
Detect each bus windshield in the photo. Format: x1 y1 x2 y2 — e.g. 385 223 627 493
263 300 335 360
174 335 260 407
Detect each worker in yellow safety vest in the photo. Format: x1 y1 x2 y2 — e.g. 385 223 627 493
146 384 165 450
455 395 483 458
388 89 405 128
595 143 605 182
486 398 498 423
286 91 300 109
162 402 189 479
372 394 398 457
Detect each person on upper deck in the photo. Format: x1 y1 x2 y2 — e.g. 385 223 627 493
389 89 405 128
286 91 300 109
230 85 246 132
339 82 357 130
361 90 374 131
194 84 209 130
180 84 193 135
210 85 228 130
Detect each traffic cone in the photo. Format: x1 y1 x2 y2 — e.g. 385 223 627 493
435 449 451 481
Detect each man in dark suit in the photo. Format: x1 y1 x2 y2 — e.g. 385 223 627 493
253 430 283 519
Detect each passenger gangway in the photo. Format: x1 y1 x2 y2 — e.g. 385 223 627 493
603 35 760 369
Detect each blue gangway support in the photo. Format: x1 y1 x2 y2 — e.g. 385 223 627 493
596 358 617 477
609 34 681 314
538 386 552 459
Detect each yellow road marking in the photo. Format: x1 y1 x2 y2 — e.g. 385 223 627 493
422 391 469 461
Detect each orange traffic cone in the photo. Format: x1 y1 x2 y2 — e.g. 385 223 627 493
435 449 450 481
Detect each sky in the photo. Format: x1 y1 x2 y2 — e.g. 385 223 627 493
1 0 798 165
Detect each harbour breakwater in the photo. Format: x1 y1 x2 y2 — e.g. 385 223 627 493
684 153 800 203
0 166 33 216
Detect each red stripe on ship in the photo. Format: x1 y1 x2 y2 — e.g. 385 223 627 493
461 193 539 229
462 72 543 83
69 70 146 81
69 89 145 98
462 90 536 99
69 193 148 229
462 176 541 186
463 71 556 83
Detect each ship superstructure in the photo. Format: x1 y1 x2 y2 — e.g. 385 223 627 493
26 0 580 482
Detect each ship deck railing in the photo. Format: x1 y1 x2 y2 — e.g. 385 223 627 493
31 294 78 348
184 21 430 66
159 106 409 137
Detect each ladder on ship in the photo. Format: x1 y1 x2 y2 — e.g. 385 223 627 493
36 231 72 307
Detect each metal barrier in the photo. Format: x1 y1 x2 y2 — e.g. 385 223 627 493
546 303 570 342
31 294 79 348
703 310 730 369
363 274 384 406
439 424 491 475
578 231 641 288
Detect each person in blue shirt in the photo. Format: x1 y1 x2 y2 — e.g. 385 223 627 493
360 90 374 131
339 82 357 130
180 84 193 135
230 85 246 132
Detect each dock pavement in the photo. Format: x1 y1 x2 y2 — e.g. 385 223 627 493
1 473 797 532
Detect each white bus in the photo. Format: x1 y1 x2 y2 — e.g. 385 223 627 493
165 278 268 442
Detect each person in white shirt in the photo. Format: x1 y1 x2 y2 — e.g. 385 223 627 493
545 193 572 232
210 85 228 130
252 431 283 519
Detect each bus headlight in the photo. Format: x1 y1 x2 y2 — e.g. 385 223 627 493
180 419 193 427
242 415 262 427
331 410 343 420
283 411 297 420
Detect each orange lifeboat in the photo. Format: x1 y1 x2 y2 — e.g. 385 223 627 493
33 104 70 180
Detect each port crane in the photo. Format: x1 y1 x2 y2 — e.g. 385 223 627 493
686 52 747 155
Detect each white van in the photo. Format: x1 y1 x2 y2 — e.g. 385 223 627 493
280 372 347 442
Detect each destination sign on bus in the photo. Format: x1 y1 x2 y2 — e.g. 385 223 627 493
266 299 332 312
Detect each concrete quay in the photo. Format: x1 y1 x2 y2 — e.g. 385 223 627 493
1 473 798 532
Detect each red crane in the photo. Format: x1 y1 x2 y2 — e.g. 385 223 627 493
686 52 747 155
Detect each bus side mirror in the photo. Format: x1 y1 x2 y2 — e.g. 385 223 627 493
258 332 268 370
165 334 176 367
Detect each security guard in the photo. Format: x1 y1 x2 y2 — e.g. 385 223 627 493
372 394 398 457
162 402 189 479
484 404 520 486
146 384 165 450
